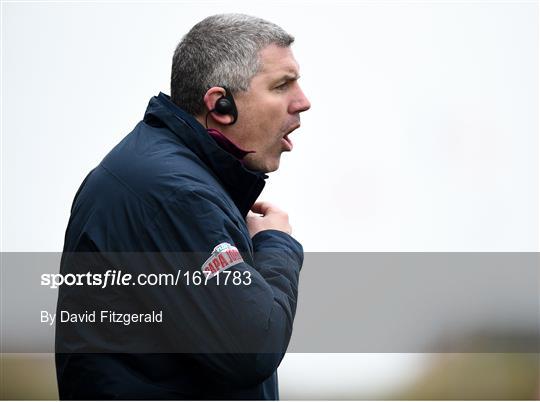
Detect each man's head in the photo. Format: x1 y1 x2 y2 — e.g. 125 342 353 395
171 14 311 173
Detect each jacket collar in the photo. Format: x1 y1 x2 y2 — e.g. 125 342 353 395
143 93 267 217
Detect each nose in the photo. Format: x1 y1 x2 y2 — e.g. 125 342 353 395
289 86 311 114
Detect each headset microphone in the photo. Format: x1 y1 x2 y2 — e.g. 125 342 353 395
210 87 238 125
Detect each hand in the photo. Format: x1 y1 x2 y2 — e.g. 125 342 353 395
246 201 292 238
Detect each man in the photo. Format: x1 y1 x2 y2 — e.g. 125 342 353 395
55 13 310 400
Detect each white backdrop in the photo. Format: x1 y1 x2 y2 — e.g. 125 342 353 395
2 0 538 398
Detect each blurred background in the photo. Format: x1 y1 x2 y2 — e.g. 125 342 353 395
1 0 538 399
1 351 539 399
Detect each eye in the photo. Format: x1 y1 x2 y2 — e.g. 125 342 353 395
275 81 290 91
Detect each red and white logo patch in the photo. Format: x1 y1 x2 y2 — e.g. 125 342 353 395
201 242 244 279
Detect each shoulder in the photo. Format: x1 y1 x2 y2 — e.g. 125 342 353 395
98 122 227 211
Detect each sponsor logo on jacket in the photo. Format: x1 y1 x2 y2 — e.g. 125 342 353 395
201 242 244 279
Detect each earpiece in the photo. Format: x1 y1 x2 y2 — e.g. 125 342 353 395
211 87 238 125
214 97 234 115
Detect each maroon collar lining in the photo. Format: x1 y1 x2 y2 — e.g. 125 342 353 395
207 128 255 160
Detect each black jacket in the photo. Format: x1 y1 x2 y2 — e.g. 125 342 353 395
55 93 303 400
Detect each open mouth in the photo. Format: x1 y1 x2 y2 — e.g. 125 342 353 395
281 124 300 151
281 135 293 151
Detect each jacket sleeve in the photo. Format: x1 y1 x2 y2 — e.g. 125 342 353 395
148 185 303 387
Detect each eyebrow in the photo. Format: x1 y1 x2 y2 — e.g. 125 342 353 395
275 73 300 84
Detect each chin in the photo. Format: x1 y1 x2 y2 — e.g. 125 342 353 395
265 165 279 173
262 159 281 173
244 156 280 173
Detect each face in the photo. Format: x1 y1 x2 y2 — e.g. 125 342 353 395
227 44 311 173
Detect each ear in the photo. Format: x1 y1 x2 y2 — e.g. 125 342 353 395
203 86 235 125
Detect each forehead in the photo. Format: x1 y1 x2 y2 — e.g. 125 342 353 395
257 44 300 77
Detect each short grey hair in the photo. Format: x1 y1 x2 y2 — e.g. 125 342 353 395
170 14 294 115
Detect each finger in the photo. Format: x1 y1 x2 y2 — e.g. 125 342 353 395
251 201 276 215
